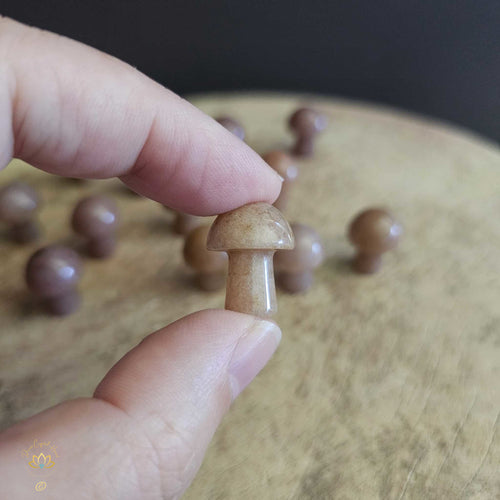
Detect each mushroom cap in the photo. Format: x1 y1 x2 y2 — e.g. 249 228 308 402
0 182 39 225
183 225 227 272
348 208 402 254
215 116 245 141
288 108 327 137
262 151 299 183
72 195 119 238
207 202 294 251
275 223 324 273
26 245 82 297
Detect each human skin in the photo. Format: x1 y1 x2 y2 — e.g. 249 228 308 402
0 17 283 499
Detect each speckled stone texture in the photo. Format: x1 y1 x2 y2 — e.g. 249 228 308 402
1 93 499 499
208 202 294 318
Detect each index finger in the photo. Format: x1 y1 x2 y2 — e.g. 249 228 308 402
0 17 282 214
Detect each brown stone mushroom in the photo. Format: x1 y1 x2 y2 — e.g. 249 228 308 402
348 208 402 274
207 202 294 318
0 181 41 243
275 223 324 293
288 107 327 157
71 195 119 258
262 151 299 212
183 225 227 291
26 245 83 315
215 116 245 141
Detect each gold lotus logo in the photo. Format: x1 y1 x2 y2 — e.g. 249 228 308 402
22 438 59 491
29 452 55 469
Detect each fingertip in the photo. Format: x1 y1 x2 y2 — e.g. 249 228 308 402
227 318 282 400
2 19 282 214
94 309 282 416
119 116 284 215
0 310 283 499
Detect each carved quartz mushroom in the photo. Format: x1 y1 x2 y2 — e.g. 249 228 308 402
275 223 324 293
207 202 294 318
348 208 402 274
0 181 41 243
26 245 83 315
72 195 119 258
183 225 227 291
262 151 299 212
288 107 327 157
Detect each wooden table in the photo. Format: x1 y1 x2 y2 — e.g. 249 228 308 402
1 93 499 499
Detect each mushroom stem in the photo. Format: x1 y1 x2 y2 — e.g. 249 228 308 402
88 236 116 259
44 290 81 316
352 253 382 274
293 136 314 157
226 250 277 318
9 220 40 243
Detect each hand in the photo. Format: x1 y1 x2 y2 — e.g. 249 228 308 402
0 17 283 499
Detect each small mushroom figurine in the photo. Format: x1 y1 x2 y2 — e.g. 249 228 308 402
262 151 299 212
183 225 227 291
348 208 402 274
71 195 119 258
207 202 294 318
0 181 41 243
275 223 324 293
215 116 245 141
26 245 83 315
288 107 327 157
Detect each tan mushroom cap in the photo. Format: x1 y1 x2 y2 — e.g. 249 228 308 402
262 151 299 183
348 208 402 254
275 223 324 273
207 202 294 251
183 225 227 272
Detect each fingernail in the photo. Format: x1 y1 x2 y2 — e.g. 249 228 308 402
263 159 284 183
228 320 282 400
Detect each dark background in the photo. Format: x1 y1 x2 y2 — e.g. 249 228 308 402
2 0 499 141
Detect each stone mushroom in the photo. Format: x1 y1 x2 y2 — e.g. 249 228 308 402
0 181 41 243
207 202 294 318
275 223 324 293
26 245 83 315
71 195 119 258
183 225 227 291
262 151 299 212
348 208 402 274
215 116 245 141
288 107 327 157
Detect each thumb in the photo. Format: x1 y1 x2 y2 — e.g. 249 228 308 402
0 310 281 499
94 309 282 495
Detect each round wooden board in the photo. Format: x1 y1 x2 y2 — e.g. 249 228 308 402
1 93 500 499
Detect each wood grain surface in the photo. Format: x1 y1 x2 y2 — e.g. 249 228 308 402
1 93 499 499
